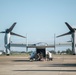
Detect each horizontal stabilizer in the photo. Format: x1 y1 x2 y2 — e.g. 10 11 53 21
56 32 71 37
10 32 26 38
9 22 17 32
65 22 74 32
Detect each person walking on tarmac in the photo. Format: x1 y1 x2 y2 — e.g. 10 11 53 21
46 52 49 61
46 51 53 61
48 52 53 61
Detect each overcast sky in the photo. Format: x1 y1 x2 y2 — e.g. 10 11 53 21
0 0 76 51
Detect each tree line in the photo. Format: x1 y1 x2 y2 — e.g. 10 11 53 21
50 48 72 55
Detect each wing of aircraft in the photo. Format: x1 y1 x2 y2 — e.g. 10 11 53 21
10 42 72 48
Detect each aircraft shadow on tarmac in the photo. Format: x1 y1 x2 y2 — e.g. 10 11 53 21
12 60 76 67
41 63 76 67
13 70 76 72
13 63 76 72
12 59 43 62
12 59 30 62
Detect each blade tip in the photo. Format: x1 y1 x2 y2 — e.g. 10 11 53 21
14 22 17 24
65 22 67 24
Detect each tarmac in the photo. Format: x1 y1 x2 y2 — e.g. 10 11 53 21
0 55 76 75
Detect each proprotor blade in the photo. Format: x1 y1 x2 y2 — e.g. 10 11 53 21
65 22 74 32
8 22 17 32
10 32 26 38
